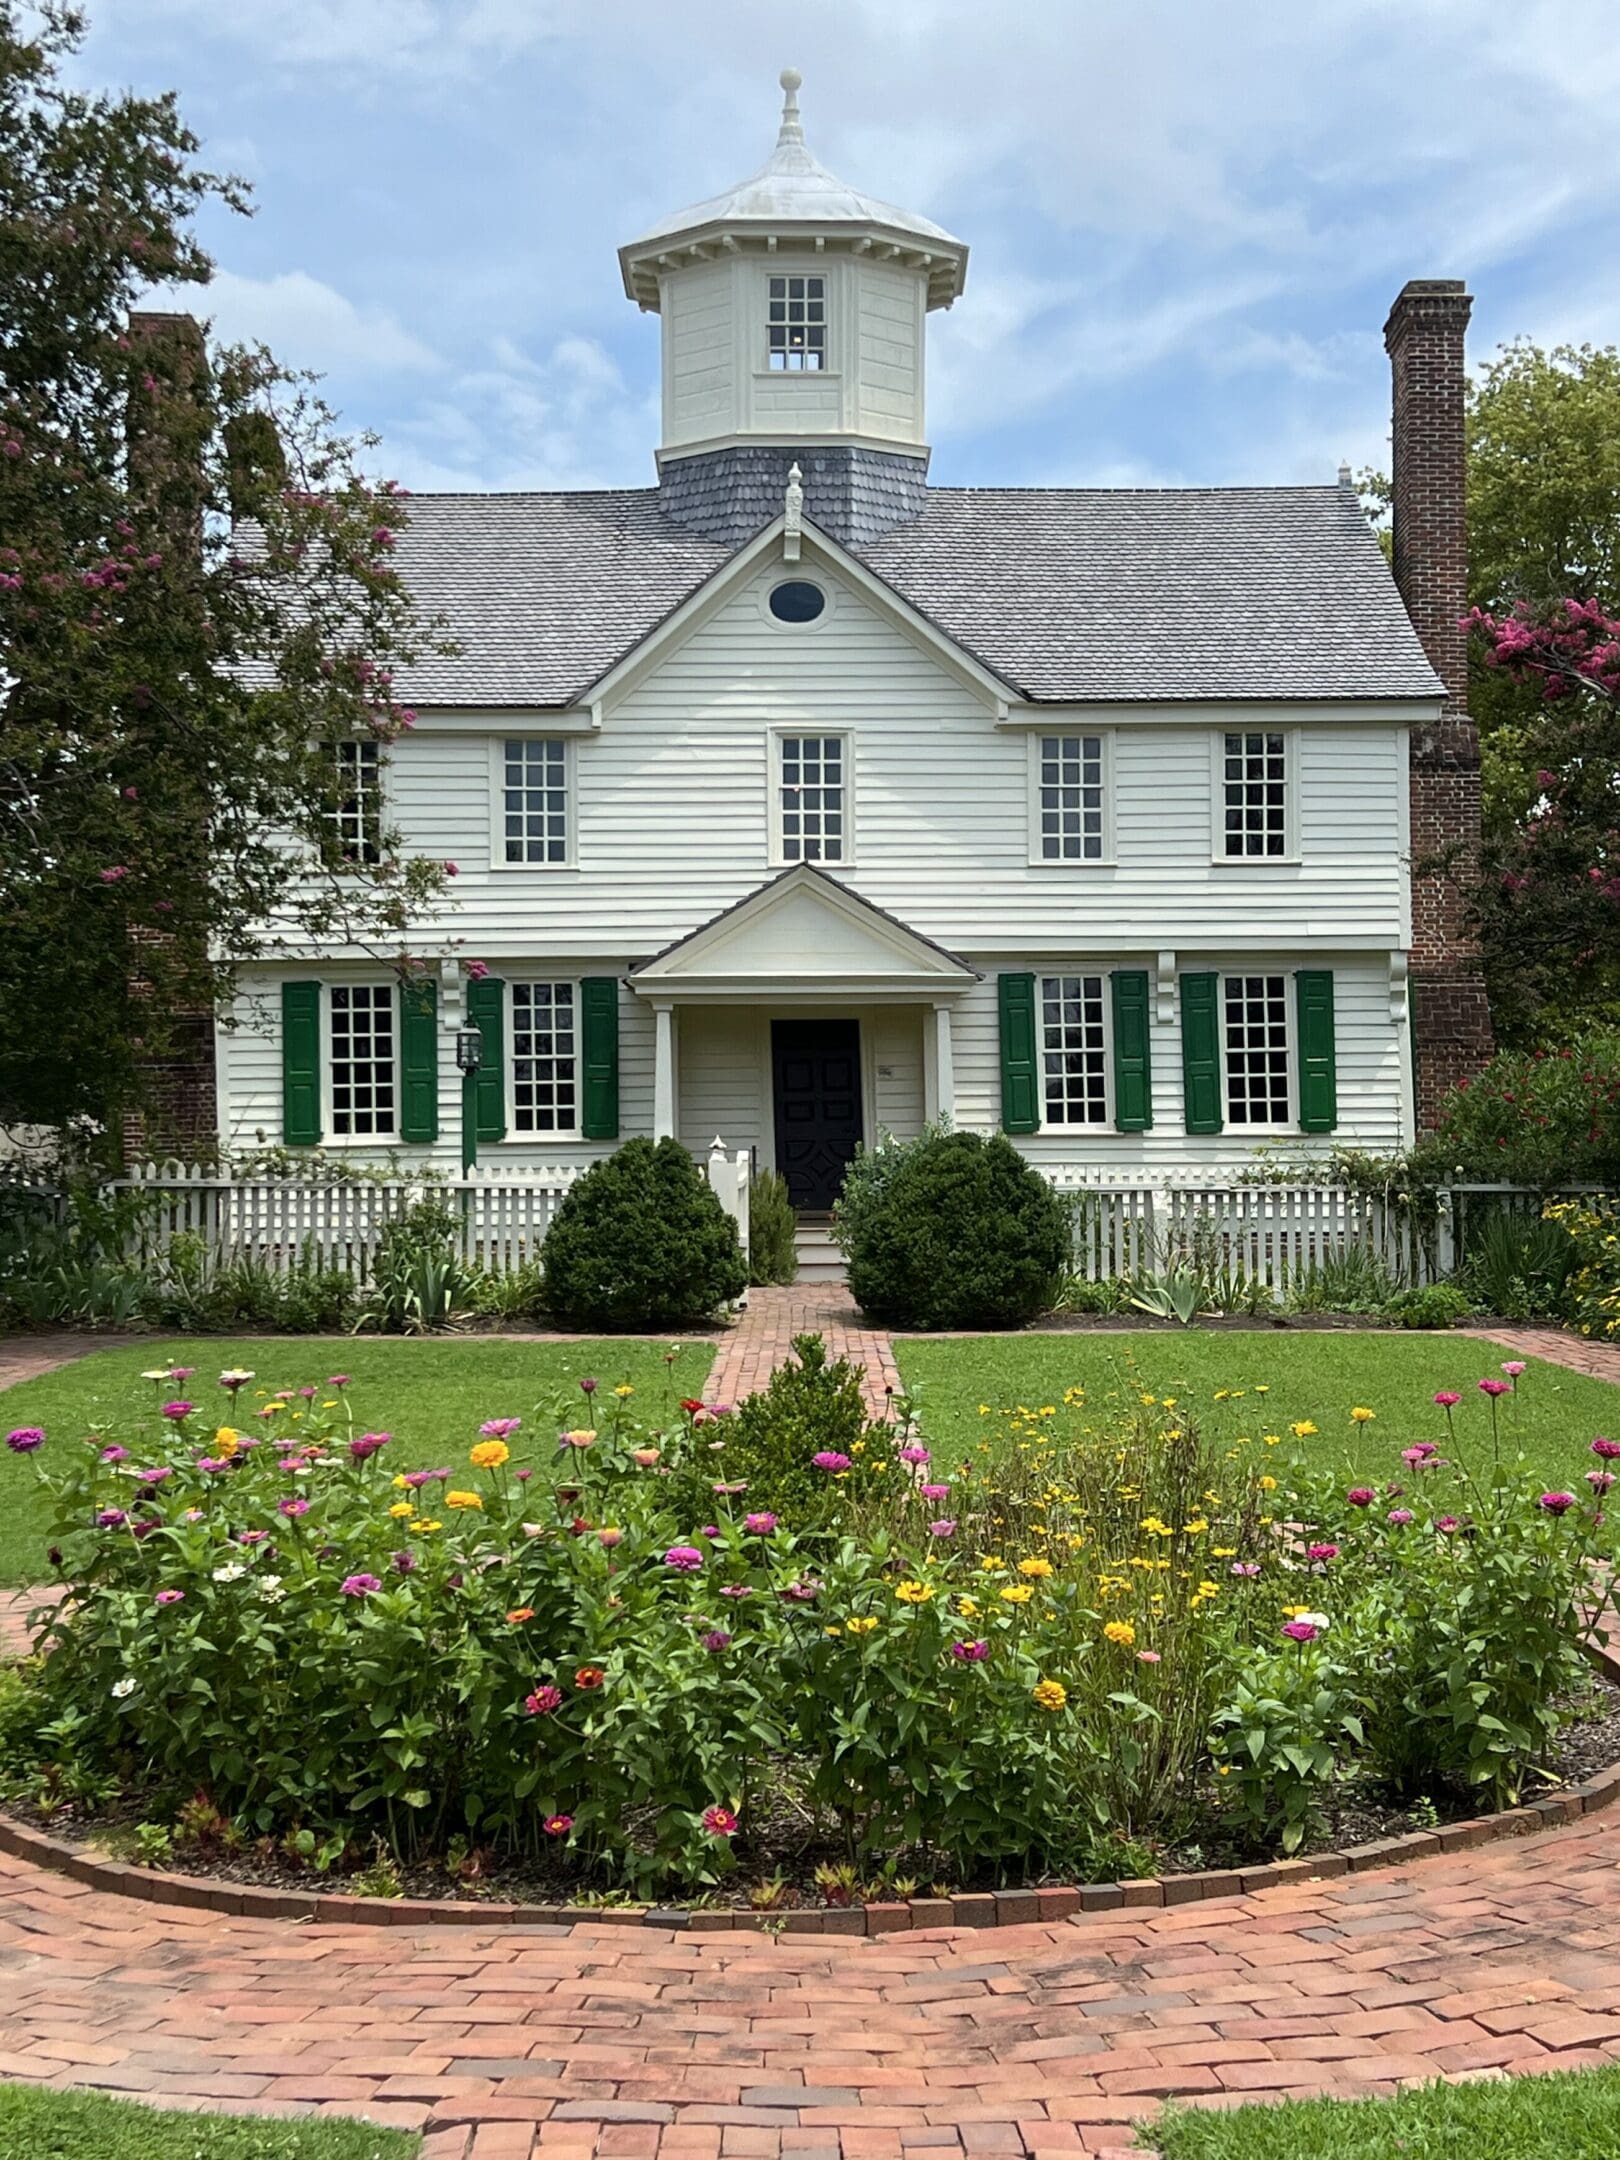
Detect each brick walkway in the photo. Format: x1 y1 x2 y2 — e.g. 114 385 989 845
1463 1325 1620 1384
8 1820 1620 2158
705 1286 900 1420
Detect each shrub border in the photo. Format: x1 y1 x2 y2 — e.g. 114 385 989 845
6 1630 1619 1937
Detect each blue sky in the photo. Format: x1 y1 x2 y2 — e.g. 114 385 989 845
76 0 1620 496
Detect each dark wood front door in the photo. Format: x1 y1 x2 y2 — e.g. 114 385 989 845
772 1019 863 1212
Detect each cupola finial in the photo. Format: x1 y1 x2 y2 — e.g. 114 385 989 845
778 66 804 147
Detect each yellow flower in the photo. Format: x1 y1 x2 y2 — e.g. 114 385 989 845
1212 1546 1236 1558
469 1440 510 1470
825 1625 842 1637
1032 1679 1067 1712
979 1557 1006 1574
1281 1603 1310 1619
1290 1421 1318 1439
1350 1407 1376 1425
1103 1620 1137 1647
894 1579 934 1604
999 1585 1035 1605
1017 1557 1054 1578
388 1501 413 1519
846 1615 879 1635
213 1428 240 1457
393 1474 410 1490
322 1400 339 1409
1182 1519 1209 1536
956 1596 980 1619
1264 1433 1282 1447
613 1384 635 1399
412 1519 442 1535
1196 1580 1221 1597
445 1490 483 1511
1258 1475 1278 1492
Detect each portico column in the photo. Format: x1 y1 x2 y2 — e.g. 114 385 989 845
930 1001 955 1126
653 1002 677 1140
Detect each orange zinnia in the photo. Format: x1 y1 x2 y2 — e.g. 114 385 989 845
574 1665 606 1690
505 1607 535 1624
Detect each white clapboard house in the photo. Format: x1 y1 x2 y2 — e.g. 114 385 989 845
213 70 1487 1222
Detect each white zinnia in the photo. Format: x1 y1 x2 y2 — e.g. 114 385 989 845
211 1562 247 1584
111 1676 136 1699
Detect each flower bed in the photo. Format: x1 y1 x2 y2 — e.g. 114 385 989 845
1 1347 1614 1908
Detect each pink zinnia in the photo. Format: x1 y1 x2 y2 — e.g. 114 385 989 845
6 1427 44 1454
135 1466 171 1485
1307 1542 1338 1562
279 1496 310 1518
1432 1392 1461 1409
1588 1470 1616 1493
1137 1649 1162 1664
665 1545 704 1572
154 1589 185 1606
919 1483 950 1501
718 1583 752 1599
1436 1515 1461 1533
701 1804 739 1837
525 1685 564 1716
813 1451 851 1472
927 1519 957 1538
341 1573 382 1596
1388 1508 1415 1526
1346 1486 1375 1507
1282 1619 1320 1643
161 1401 194 1421
95 1508 126 1528
544 1813 573 1836
898 1447 930 1466
480 1418 522 1440
1538 1491 1577 1515
1230 1561 1260 1577
1478 1378 1510 1398
742 1512 777 1535
1502 1361 1526 1379
1401 1446 1436 1469
327 1375 351 1389
700 1630 731 1651
350 1432 390 1461
100 1445 129 1463
950 1639 989 1662
1592 1438 1620 1460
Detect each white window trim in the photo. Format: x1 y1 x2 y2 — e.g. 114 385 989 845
1219 970 1296 1132
1209 726 1301 866
322 980 399 1147
767 725 856 870
505 975 583 1143
489 734 577 872
1036 968 1115 1133
1026 730 1116 868
758 264 836 376
329 740 386 871
757 575 837 633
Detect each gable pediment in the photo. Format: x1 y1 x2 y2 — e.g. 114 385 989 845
630 865 977 998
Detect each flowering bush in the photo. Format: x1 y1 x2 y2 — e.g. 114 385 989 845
1547 1201 1620 1340
3 1355 1612 1893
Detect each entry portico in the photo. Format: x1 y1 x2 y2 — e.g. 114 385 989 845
630 864 976 1208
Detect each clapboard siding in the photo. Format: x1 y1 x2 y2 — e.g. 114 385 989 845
352 557 1409 960
663 261 738 449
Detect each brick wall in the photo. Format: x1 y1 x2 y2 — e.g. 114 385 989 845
1384 280 1494 1128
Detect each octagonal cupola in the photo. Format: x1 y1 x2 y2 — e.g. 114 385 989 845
622 70 968 546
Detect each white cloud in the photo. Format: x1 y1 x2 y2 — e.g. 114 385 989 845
177 269 442 376
384 335 658 490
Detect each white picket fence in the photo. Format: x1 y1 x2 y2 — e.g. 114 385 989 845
0 1147 752 1283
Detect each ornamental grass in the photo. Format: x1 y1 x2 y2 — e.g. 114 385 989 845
2 1347 1612 1892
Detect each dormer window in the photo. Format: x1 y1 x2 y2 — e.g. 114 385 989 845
768 275 826 369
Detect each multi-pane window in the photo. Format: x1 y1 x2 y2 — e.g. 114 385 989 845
511 981 577 1134
778 734 845 863
1037 735 1105 861
1222 731 1288 857
1040 974 1109 1126
1223 974 1290 1125
767 274 826 369
329 984 396 1138
503 738 568 865
331 741 381 866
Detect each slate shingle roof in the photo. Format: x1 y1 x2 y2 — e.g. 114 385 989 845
385 482 1442 708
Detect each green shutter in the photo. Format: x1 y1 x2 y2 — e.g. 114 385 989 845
580 977 620 1141
465 977 507 1143
998 972 1040 1134
1295 969 1338 1133
281 981 322 1146
1180 973 1223 1134
399 978 438 1144
1111 970 1153 1132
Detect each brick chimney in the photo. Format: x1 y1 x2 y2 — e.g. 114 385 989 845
120 309 219 1163
1384 279 1493 1130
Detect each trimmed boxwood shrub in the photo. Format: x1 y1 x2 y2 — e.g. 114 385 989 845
542 1137 746 1328
837 1128 1071 1329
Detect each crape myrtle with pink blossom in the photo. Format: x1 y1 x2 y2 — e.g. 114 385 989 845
3 1350 1613 1894
0 9 453 1132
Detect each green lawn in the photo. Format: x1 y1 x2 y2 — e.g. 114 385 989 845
0 1335 714 1589
1151 2063 1620 2157
0 2083 415 2158
894 1330 1620 1491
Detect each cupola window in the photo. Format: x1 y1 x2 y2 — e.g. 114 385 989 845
768 274 826 369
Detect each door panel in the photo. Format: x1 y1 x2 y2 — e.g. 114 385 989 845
771 1019 863 1211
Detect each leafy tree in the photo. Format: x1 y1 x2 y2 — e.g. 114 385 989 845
0 4 449 1142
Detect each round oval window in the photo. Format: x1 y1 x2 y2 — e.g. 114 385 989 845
768 579 826 625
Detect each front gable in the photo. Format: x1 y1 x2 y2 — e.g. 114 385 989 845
579 512 1017 724
631 864 978 1000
